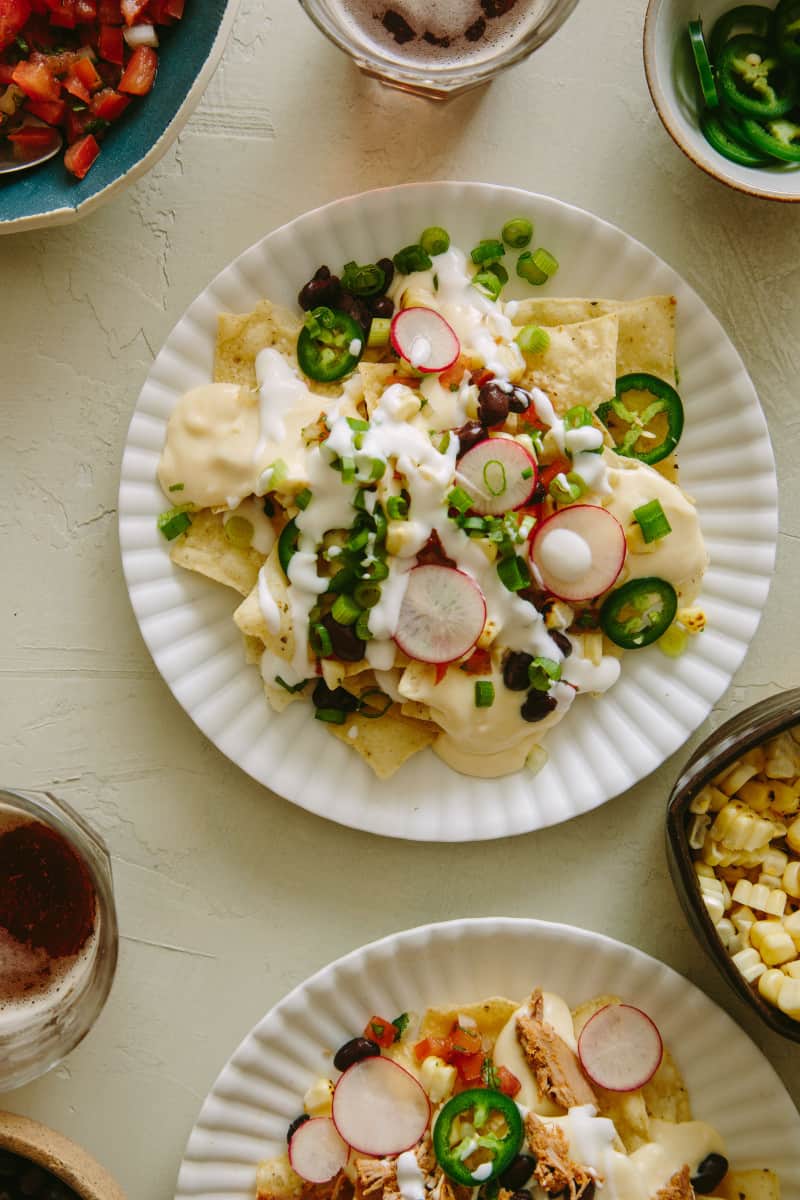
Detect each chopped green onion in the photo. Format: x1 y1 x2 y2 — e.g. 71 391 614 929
340 457 356 484
460 516 488 535
515 324 551 355
393 244 432 275
341 260 386 297
472 271 503 301
483 459 507 497
266 458 288 488
157 506 192 541
502 217 533 248
275 676 310 694
224 515 254 548
438 431 451 454
295 488 312 511
352 489 367 511
474 680 495 708
366 457 386 481
517 248 559 286
367 317 391 349
364 559 390 582
528 656 562 691
328 566 358 594
347 527 370 552
355 611 373 641
16 33 30 53
448 486 474 514
310 623 333 657
521 467 534 480
564 404 593 431
386 495 408 520
519 514 535 539
633 499 673 543
347 416 370 431
420 226 451 256
471 238 506 265
658 624 689 658
392 1013 410 1039
358 687 393 717
314 707 347 725
487 261 509 285
353 582 381 609
496 554 531 592
168 482 185 492
549 472 586 505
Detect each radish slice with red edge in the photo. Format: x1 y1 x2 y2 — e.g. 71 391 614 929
529 505 625 602
332 1056 430 1157
394 565 486 665
577 1003 663 1092
457 436 537 516
289 1117 349 1183
390 307 460 374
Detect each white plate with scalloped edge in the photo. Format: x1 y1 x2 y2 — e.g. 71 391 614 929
174 918 800 1199
118 181 778 842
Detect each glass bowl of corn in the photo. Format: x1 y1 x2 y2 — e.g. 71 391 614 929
667 689 800 1041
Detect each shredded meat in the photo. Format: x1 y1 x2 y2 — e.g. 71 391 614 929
525 1114 596 1200
302 1175 354 1200
654 1167 695 1200
415 1131 437 1177
516 990 597 1110
354 1160 400 1200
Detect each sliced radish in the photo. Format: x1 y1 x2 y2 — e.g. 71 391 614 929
332 1056 430 1158
457 436 537 516
289 1117 349 1183
529 505 625 602
577 1003 663 1092
394 565 486 665
390 307 460 374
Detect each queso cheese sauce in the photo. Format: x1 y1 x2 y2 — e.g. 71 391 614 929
158 238 708 780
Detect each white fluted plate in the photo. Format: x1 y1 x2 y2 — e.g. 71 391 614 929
175 917 800 1199
119 182 777 841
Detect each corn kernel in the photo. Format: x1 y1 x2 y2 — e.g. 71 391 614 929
731 947 766 982
767 782 799 815
751 920 782 951
687 814 710 850
766 889 788 917
303 1077 334 1116
784 862 800 899
758 968 785 1006
743 745 767 773
758 873 783 890
677 606 706 634
701 838 728 867
782 961 800 979
758 927 796 967
766 732 799 780
787 817 800 854
764 848 789 877
719 761 758 796
732 880 754 906
695 861 716 879
691 785 729 815
783 909 800 947
777 977 800 1019
716 918 736 949
702 891 725 925
748 884 773 914
737 780 772 812
698 874 724 896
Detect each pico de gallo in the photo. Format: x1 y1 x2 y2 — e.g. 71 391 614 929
0 0 184 179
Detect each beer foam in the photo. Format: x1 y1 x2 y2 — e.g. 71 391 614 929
0 928 52 1006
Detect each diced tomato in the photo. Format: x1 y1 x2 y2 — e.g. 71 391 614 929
163 0 182 16
470 368 495 388
363 1016 396 1050
496 1066 521 1097
0 0 32 51
73 52 101 88
434 662 448 685
414 1036 452 1063
63 69 90 100
63 129 98 175
118 42 155 93
119 0 146 23
97 0 120 20
449 1023 481 1056
97 21 122 60
46 0 78 27
89 84 126 118
26 95 66 121
12 58 61 100
460 648 492 676
0 63 16 82
7 122 57 148
538 457 572 491
453 1050 484 1083
438 356 468 392
63 102 90 141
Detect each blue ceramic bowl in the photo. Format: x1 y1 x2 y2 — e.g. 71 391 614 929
0 0 239 234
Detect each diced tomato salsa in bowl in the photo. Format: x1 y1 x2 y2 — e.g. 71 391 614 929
0 0 184 178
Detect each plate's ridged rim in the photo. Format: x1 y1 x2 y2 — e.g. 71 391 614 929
174 918 800 1199
119 181 778 842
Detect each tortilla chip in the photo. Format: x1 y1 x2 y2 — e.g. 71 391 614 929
518 314 619 415
214 299 302 389
326 704 438 780
264 678 308 714
233 542 295 660
512 296 676 384
242 633 264 665
400 699 433 722
570 996 649 1150
718 1170 781 1200
641 1047 691 1123
169 508 265 597
359 362 401 416
419 997 519 1048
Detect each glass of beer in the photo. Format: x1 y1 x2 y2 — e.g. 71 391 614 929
0 789 118 1091
298 0 581 97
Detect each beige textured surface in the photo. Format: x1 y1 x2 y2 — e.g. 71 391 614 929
0 1 799 1196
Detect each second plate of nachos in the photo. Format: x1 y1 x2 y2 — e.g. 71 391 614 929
119 182 777 840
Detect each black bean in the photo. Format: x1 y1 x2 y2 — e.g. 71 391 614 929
369 294 394 319
498 1154 536 1190
454 421 486 456
521 689 558 723
478 381 511 426
508 386 532 414
298 273 341 311
530 479 547 504
333 1036 381 1072
503 651 533 692
337 291 372 334
313 266 331 281
691 1154 729 1195
286 1114 310 1144
377 258 395 289
312 680 359 712
549 631 572 658
322 615 366 662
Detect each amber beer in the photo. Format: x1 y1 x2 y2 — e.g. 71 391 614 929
331 0 552 69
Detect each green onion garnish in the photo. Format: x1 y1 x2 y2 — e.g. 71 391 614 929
353 582 381 609
487 261 509 285
295 488 312 511
314 707 347 725
564 404 594 431
658 624 688 658
521 467 534 480
448 486 474 514
367 317 391 349
515 324 550 355
392 1013 410 1039
340 457 356 484
366 559 390 582
420 226 451 256
341 260 386 297
483 459 507 497
168 482 185 492
633 498 673 543
366 457 386 481
471 239 505 265
358 687 392 718
355 611 373 641
352 489 367 511
386 495 408 520
472 271 503 301
311 623 333 657
267 458 288 488
328 566 358 594
502 217 533 249
438 431 451 454
157 506 192 541
460 516 488 534
474 680 495 708
528 657 562 691
496 554 531 593
549 472 586 505
393 244 433 275
347 527 370 552
347 416 369 432
224 516 254 548
517 248 559 286
275 676 310 694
